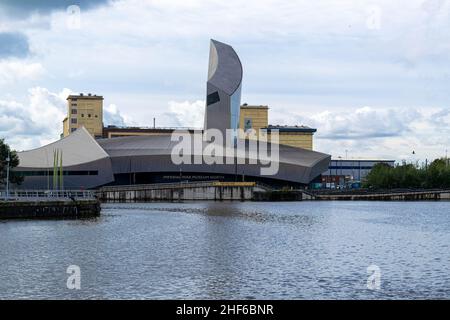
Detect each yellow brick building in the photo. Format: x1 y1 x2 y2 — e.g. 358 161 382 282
238 104 316 150
262 125 316 150
239 105 269 138
62 93 104 138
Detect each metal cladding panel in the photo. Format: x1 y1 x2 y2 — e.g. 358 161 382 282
108 154 321 184
13 131 330 187
17 127 109 168
101 135 331 184
207 40 243 96
15 157 115 190
205 84 231 135
204 40 243 137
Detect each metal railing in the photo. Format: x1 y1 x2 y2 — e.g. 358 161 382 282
1 190 96 201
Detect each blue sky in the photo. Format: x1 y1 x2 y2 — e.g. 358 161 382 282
0 0 449 162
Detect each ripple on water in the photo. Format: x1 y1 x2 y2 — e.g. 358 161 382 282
0 201 449 299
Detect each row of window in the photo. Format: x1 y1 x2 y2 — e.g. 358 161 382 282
70 113 98 124
71 109 98 117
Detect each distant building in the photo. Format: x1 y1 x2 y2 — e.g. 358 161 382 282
102 126 197 139
62 93 103 139
262 125 316 150
319 159 396 188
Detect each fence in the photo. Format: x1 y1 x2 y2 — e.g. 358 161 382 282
1 190 96 201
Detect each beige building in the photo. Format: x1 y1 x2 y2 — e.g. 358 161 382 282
238 104 316 150
62 93 104 138
239 104 269 138
262 125 316 150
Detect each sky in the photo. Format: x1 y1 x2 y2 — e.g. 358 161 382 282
0 0 449 162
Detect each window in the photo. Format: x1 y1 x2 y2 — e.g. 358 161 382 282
88 114 91 118
207 91 220 106
81 114 84 117
71 118 77 124
95 115 98 118
71 103 77 107
71 108 77 114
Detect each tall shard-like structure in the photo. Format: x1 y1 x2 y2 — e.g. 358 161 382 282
204 39 243 142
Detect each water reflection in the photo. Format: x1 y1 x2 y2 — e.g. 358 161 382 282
0 201 449 299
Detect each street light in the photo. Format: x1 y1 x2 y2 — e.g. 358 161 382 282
5 150 10 200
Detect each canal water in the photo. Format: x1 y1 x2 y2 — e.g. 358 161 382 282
0 201 449 299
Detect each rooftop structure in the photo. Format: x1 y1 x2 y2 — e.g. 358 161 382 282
63 93 103 139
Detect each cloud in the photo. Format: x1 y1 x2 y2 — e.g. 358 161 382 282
103 104 126 127
269 105 449 161
0 0 112 17
307 107 420 140
162 100 450 161
164 100 205 128
0 0 449 162
0 60 45 84
0 32 30 58
0 87 67 150
0 87 129 150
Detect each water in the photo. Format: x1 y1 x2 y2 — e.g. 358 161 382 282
0 201 449 299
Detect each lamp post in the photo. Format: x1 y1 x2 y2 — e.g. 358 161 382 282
5 150 10 200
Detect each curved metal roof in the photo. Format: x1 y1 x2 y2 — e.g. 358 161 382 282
97 134 329 168
207 39 243 95
17 127 110 168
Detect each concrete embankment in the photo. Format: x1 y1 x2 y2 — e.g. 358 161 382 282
0 199 101 220
253 190 314 201
97 182 255 202
97 182 450 202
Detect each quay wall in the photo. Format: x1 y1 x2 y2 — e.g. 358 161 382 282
0 199 101 220
98 185 254 202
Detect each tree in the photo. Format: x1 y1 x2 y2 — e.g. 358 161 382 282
0 139 23 186
363 159 450 189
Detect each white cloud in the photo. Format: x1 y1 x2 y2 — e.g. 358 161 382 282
0 87 66 150
0 60 45 84
165 100 204 128
163 101 450 161
0 87 128 150
103 103 127 126
0 0 449 161
270 106 450 161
